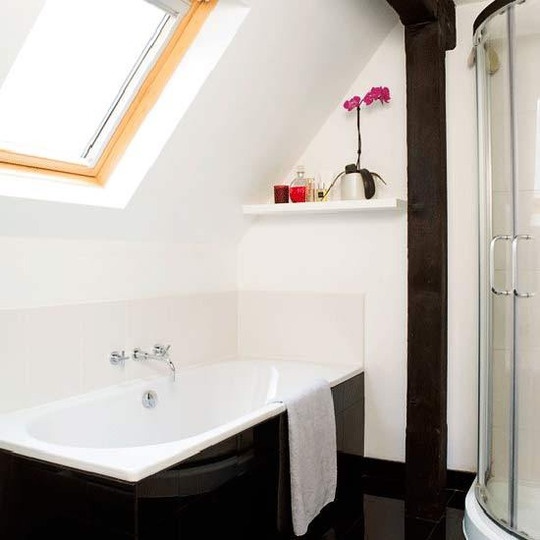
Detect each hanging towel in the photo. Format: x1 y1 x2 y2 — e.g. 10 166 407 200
280 377 337 536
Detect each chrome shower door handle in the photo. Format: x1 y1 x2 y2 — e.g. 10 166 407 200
490 235 512 296
512 234 535 298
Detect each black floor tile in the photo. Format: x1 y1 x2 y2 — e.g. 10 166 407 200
362 475 406 500
446 490 467 511
427 508 465 540
139 473 469 540
7 453 468 539
403 515 439 540
447 470 475 493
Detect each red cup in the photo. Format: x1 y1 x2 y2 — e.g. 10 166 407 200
289 185 306 203
274 184 289 204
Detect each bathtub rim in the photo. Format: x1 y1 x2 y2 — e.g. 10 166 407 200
0 357 363 482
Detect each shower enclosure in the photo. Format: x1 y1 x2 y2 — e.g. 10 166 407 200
464 0 540 538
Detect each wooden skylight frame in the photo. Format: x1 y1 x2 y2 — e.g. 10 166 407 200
0 0 217 186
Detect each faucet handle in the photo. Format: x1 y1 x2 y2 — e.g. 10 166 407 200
110 350 129 366
153 344 171 357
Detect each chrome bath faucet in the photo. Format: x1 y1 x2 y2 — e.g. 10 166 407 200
133 344 176 382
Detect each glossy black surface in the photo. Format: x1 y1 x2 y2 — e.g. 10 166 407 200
138 455 470 540
1 451 471 539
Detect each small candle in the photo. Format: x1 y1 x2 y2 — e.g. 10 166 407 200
274 184 289 204
289 185 306 203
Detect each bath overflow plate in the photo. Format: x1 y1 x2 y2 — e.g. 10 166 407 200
142 390 158 409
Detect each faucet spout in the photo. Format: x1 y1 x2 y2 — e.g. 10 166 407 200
133 344 176 382
164 356 176 382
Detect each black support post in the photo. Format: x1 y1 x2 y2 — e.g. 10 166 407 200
384 0 456 521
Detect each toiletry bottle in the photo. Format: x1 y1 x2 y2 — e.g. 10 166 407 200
305 175 315 202
316 181 326 202
290 165 307 203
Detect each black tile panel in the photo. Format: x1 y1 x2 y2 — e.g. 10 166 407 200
332 373 364 414
0 450 469 539
341 401 364 456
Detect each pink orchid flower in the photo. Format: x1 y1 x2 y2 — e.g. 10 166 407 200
367 86 391 104
343 95 362 111
363 92 374 106
343 86 391 110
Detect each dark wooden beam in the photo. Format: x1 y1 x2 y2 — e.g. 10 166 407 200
386 0 456 50
405 19 449 521
385 0 438 26
440 0 457 50
385 0 456 523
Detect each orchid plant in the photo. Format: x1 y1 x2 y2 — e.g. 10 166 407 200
343 86 391 171
324 86 392 200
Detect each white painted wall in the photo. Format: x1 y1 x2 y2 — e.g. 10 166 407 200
238 0 490 472
239 23 408 463
0 1 397 413
446 0 489 472
0 238 235 310
0 0 493 474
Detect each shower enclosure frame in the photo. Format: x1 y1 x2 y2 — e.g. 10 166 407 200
469 0 538 538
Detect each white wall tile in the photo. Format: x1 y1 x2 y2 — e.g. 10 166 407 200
517 428 535 485
126 296 177 380
492 287 513 350
517 194 540 271
515 112 538 192
515 31 540 114
493 192 513 237
529 429 540 484
492 349 511 430
492 425 510 480
0 293 238 411
79 301 129 393
167 292 238 366
490 106 513 194
515 288 540 350
238 291 364 366
0 310 27 412
23 305 83 407
491 349 540 483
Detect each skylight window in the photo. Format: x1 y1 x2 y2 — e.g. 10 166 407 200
0 0 195 178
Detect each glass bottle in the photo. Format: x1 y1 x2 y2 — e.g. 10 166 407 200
289 165 307 203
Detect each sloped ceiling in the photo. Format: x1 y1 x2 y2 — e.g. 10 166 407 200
0 0 398 243
0 0 45 86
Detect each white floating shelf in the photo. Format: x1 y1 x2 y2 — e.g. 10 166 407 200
242 198 407 216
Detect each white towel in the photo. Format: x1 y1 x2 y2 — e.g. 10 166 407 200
283 378 337 536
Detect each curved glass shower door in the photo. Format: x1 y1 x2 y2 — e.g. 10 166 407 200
476 0 540 538
476 1 514 530
513 1 540 536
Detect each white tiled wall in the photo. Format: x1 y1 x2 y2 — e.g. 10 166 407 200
0 292 238 413
238 291 364 366
0 290 365 415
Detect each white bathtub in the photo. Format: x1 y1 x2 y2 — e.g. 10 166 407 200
0 358 361 482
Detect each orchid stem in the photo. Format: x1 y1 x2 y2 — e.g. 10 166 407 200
356 106 362 170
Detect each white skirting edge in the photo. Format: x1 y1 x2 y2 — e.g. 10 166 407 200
463 480 516 540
